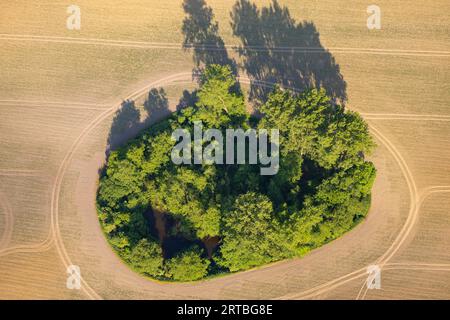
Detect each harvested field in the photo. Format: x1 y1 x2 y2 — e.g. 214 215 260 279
0 0 449 299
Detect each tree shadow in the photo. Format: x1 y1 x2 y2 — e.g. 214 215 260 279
231 0 347 104
107 99 141 152
181 0 237 76
176 89 198 111
106 88 170 153
143 88 171 120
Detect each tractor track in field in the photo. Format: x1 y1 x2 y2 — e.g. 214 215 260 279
1 34 450 57
3 72 449 299
49 72 191 299
356 185 450 300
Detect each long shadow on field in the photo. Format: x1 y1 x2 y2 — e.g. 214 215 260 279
176 89 198 111
231 0 347 104
106 88 170 152
143 88 171 120
182 0 237 76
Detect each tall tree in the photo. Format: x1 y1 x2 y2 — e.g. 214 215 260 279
219 192 288 271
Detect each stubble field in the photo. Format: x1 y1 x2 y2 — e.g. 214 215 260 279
0 0 449 299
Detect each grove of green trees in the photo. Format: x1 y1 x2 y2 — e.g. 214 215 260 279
96 65 376 281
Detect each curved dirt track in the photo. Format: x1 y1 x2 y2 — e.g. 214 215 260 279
355 185 450 299
0 235 54 258
0 70 447 299
0 179 54 258
50 73 192 299
2 34 450 57
1 0 449 300
47 73 448 300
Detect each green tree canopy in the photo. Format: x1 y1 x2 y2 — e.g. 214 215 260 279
219 192 290 271
97 64 376 281
165 246 210 281
128 238 164 277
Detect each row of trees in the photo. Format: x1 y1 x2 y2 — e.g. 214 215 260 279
97 65 376 281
